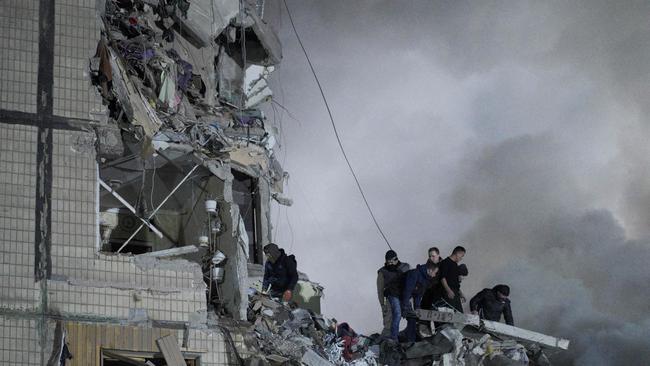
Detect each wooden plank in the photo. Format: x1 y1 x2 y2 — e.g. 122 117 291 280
77 323 86 366
88 324 97 366
156 334 186 366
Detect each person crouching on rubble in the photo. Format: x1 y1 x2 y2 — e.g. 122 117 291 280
470 284 514 326
262 243 298 302
377 250 410 341
401 261 439 342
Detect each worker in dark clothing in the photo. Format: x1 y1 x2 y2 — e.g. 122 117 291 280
419 247 441 337
437 246 466 313
457 263 469 303
401 261 439 342
470 284 514 325
420 246 441 310
262 243 298 302
377 250 410 340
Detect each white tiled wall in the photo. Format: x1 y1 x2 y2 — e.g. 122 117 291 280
0 0 39 113
0 123 40 311
0 317 40 365
53 0 105 120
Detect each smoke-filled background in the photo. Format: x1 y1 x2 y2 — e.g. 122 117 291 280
265 1 650 365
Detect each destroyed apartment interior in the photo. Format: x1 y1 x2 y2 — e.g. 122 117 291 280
0 0 595 365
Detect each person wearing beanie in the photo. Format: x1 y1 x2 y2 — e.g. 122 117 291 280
262 243 298 302
469 284 514 325
377 250 410 340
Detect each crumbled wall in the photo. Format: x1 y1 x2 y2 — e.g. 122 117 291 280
0 0 292 363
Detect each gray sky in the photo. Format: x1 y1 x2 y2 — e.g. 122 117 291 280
267 1 650 364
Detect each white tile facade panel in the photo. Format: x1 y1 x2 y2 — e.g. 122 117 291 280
48 280 207 323
53 0 105 120
0 123 40 310
0 316 40 365
0 0 39 113
188 328 249 366
51 130 97 271
49 130 208 323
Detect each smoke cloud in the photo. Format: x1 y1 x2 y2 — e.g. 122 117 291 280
269 1 650 364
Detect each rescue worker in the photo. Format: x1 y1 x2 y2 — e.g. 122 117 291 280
437 246 466 313
377 250 410 340
401 261 439 342
427 246 441 265
420 247 442 337
262 243 298 302
421 246 442 310
470 284 514 325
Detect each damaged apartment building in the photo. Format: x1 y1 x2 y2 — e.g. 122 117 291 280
0 0 323 364
1 0 571 365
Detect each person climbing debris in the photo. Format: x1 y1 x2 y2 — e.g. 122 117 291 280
401 261 439 342
262 243 298 302
470 284 514 326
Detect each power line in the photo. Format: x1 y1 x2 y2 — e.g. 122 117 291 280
282 0 393 250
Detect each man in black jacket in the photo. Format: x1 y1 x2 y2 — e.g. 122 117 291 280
437 246 466 313
262 243 298 302
469 284 514 326
377 250 410 340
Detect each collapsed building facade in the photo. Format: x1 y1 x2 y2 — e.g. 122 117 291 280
0 0 324 364
0 0 570 365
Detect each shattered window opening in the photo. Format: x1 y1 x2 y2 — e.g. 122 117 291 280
99 156 218 255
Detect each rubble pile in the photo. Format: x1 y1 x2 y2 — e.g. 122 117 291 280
245 292 379 366
85 2 569 366
242 293 555 366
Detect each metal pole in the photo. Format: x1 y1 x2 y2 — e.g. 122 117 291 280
117 164 199 253
98 178 164 238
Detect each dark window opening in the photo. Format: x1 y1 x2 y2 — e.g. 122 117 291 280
231 170 261 264
102 349 199 366
99 152 217 255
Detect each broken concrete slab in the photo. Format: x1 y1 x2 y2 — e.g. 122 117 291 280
301 349 334 366
481 320 570 350
174 0 239 48
403 337 453 359
241 10 282 66
416 308 480 326
108 48 163 139
95 125 125 161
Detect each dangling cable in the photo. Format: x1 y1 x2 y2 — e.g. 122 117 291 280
282 0 392 249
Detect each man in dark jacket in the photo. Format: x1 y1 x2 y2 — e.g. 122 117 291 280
401 261 439 342
437 246 466 313
420 246 441 310
377 250 410 340
262 243 298 302
470 284 513 325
